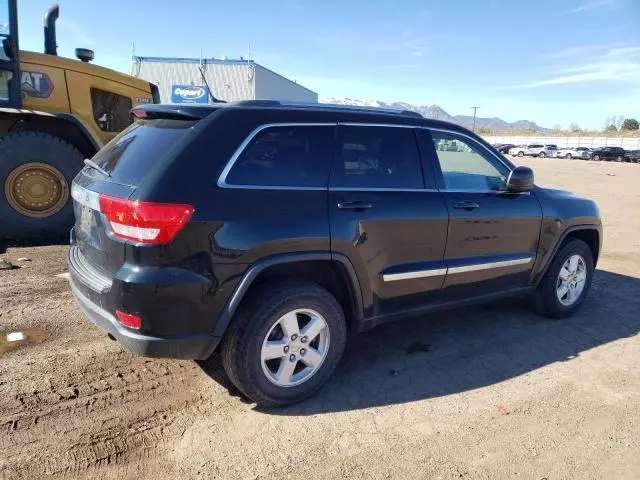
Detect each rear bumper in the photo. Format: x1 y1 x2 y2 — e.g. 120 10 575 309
69 269 221 361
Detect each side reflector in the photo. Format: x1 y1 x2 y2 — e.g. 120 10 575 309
116 310 142 329
99 194 194 244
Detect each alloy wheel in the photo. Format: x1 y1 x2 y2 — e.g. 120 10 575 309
556 254 587 306
260 309 330 387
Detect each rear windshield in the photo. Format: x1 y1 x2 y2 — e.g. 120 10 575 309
92 119 196 185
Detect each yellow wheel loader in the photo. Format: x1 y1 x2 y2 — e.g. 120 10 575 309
0 2 158 240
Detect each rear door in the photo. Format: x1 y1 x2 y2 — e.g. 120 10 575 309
418 128 542 300
329 124 449 318
0 0 21 107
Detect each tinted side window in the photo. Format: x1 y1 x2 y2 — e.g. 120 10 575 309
332 126 423 189
91 88 133 132
430 131 509 191
226 126 334 187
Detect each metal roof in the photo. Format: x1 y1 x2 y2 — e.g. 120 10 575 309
133 56 253 65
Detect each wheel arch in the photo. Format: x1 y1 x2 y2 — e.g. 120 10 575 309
0 109 100 159
212 253 365 339
533 225 601 286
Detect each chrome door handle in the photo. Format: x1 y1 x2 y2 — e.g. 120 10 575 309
453 201 480 210
337 201 373 210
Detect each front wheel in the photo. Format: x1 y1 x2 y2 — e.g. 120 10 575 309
616 155 623 162
592 155 600 161
538 152 546 158
531 239 594 318
517 151 524 157
565 154 572 159
221 279 347 406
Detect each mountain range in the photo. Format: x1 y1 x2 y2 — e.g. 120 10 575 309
320 97 547 132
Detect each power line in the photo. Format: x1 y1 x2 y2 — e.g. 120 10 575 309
471 106 480 132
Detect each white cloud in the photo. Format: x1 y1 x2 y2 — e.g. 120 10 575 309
570 0 618 13
499 45 640 89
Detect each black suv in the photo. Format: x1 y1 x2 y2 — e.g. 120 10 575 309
590 146 628 162
69 101 602 406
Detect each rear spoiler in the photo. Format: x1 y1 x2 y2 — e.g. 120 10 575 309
131 104 221 120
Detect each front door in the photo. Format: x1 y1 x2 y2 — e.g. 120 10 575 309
418 129 543 300
0 0 21 107
329 124 449 319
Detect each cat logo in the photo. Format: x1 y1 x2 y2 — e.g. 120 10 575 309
21 71 54 99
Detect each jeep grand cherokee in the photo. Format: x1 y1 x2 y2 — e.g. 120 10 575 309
69 101 602 406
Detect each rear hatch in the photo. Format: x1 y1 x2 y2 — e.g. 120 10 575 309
70 113 201 287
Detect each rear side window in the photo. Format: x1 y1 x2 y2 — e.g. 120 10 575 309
91 88 133 132
92 119 196 186
225 126 334 187
332 126 424 189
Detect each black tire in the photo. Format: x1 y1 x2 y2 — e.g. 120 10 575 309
517 151 524 157
531 239 594 318
616 155 623 162
221 279 347 407
565 153 572 159
593 154 600 161
0 132 84 241
538 152 546 158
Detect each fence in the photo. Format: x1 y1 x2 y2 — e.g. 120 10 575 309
482 135 640 150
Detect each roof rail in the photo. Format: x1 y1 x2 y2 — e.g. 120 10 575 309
231 100 423 118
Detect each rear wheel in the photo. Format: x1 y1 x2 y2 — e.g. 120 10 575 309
221 279 347 406
517 151 524 157
538 152 546 158
616 155 623 162
593 154 600 161
0 132 84 241
565 153 572 159
531 239 594 318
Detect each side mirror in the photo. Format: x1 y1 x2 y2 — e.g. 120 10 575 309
507 166 534 192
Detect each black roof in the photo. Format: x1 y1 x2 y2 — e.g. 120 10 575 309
131 100 473 134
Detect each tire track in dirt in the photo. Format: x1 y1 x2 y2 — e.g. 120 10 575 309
0 349 221 478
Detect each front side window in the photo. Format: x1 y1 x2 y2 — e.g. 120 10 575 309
431 131 509 191
91 88 133 132
226 125 334 187
332 126 423 189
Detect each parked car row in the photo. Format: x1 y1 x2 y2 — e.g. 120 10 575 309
493 143 639 162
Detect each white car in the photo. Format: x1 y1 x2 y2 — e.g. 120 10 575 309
509 144 558 158
554 147 591 160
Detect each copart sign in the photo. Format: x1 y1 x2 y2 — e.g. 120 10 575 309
21 71 54 99
171 85 208 104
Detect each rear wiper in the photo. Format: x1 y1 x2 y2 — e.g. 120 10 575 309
83 158 111 177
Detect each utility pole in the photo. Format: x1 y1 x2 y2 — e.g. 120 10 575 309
471 106 480 132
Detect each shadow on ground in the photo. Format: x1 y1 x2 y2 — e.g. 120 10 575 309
198 269 640 414
0 238 67 255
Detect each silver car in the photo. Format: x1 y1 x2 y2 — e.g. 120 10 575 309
509 144 558 158
554 147 591 160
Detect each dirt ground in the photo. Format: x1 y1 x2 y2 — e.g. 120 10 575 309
1 157 639 480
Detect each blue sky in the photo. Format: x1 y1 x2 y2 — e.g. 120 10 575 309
17 0 640 129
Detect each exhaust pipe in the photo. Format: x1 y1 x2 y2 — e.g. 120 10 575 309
44 4 59 56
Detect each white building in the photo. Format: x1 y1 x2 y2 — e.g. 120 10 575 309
131 56 317 104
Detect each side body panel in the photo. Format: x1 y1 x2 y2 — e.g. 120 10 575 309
529 186 602 284
19 51 153 146
19 61 69 113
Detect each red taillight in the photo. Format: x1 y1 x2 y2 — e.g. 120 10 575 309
99 194 194 244
116 310 142 329
131 107 147 118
